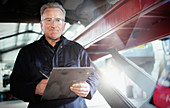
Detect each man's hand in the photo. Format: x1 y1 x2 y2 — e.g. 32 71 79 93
35 79 48 95
70 82 90 98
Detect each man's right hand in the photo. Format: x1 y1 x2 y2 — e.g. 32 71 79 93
35 79 48 95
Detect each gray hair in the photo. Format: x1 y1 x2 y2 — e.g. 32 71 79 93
40 2 66 20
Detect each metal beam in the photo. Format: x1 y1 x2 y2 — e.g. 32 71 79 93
0 44 26 54
94 64 135 108
97 76 135 108
74 0 170 50
0 54 2 61
87 49 110 54
110 49 156 96
0 30 42 40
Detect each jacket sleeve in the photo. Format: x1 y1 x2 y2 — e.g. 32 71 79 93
80 49 99 99
10 48 40 102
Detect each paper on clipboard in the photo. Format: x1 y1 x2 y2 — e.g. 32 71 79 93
41 67 93 100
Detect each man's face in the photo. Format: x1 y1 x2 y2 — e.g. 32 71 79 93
40 8 66 40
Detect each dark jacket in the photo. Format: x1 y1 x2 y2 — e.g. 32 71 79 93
10 35 98 108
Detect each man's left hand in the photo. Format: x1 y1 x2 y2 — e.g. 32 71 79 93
70 82 90 98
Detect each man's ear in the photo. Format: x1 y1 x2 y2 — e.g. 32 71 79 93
40 21 43 30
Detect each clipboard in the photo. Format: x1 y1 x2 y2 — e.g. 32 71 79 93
41 67 93 100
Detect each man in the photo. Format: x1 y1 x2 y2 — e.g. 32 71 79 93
10 2 98 108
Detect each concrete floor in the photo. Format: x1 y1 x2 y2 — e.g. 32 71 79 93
0 100 28 108
0 90 111 108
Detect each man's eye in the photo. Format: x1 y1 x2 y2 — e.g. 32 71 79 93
46 19 52 22
56 19 62 23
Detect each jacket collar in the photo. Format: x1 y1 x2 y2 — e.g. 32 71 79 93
38 35 71 48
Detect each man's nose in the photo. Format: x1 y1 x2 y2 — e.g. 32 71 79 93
51 20 57 27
